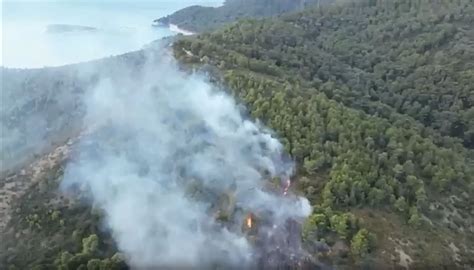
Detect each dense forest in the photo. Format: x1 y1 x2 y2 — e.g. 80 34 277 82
174 0 474 268
154 0 331 33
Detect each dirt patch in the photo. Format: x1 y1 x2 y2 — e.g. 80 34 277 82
395 247 413 269
449 242 461 263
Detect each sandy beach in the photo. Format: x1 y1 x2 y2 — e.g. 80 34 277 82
169 23 195 36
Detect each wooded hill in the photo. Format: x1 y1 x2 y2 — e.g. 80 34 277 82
174 0 474 268
154 0 331 33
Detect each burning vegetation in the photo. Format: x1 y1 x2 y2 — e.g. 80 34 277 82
246 213 254 229
217 178 322 270
52 52 315 270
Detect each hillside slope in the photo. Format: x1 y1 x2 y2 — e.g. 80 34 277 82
1 44 318 269
154 0 331 33
174 0 474 268
1 1 473 269
0 48 167 269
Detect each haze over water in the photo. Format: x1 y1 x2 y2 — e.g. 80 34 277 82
1 1 221 68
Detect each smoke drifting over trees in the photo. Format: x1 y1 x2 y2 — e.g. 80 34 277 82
60 48 311 268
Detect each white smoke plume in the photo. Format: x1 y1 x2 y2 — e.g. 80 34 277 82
61 47 311 269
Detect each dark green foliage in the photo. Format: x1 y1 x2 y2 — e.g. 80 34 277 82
176 0 474 147
174 0 474 265
174 0 474 212
350 229 376 258
0 164 123 269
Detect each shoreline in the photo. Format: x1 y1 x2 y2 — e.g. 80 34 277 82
169 23 195 36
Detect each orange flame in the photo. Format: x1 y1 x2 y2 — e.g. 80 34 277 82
246 216 252 228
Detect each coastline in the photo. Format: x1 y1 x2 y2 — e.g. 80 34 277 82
169 23 195 36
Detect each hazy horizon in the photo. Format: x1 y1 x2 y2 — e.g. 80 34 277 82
1 1 222 68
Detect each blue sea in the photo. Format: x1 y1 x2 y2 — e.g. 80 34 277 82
1 1 221 68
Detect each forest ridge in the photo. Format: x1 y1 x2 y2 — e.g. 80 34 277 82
154 0 332 33
174 0 474 267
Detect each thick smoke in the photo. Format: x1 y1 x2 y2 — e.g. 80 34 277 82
62 48 311 268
